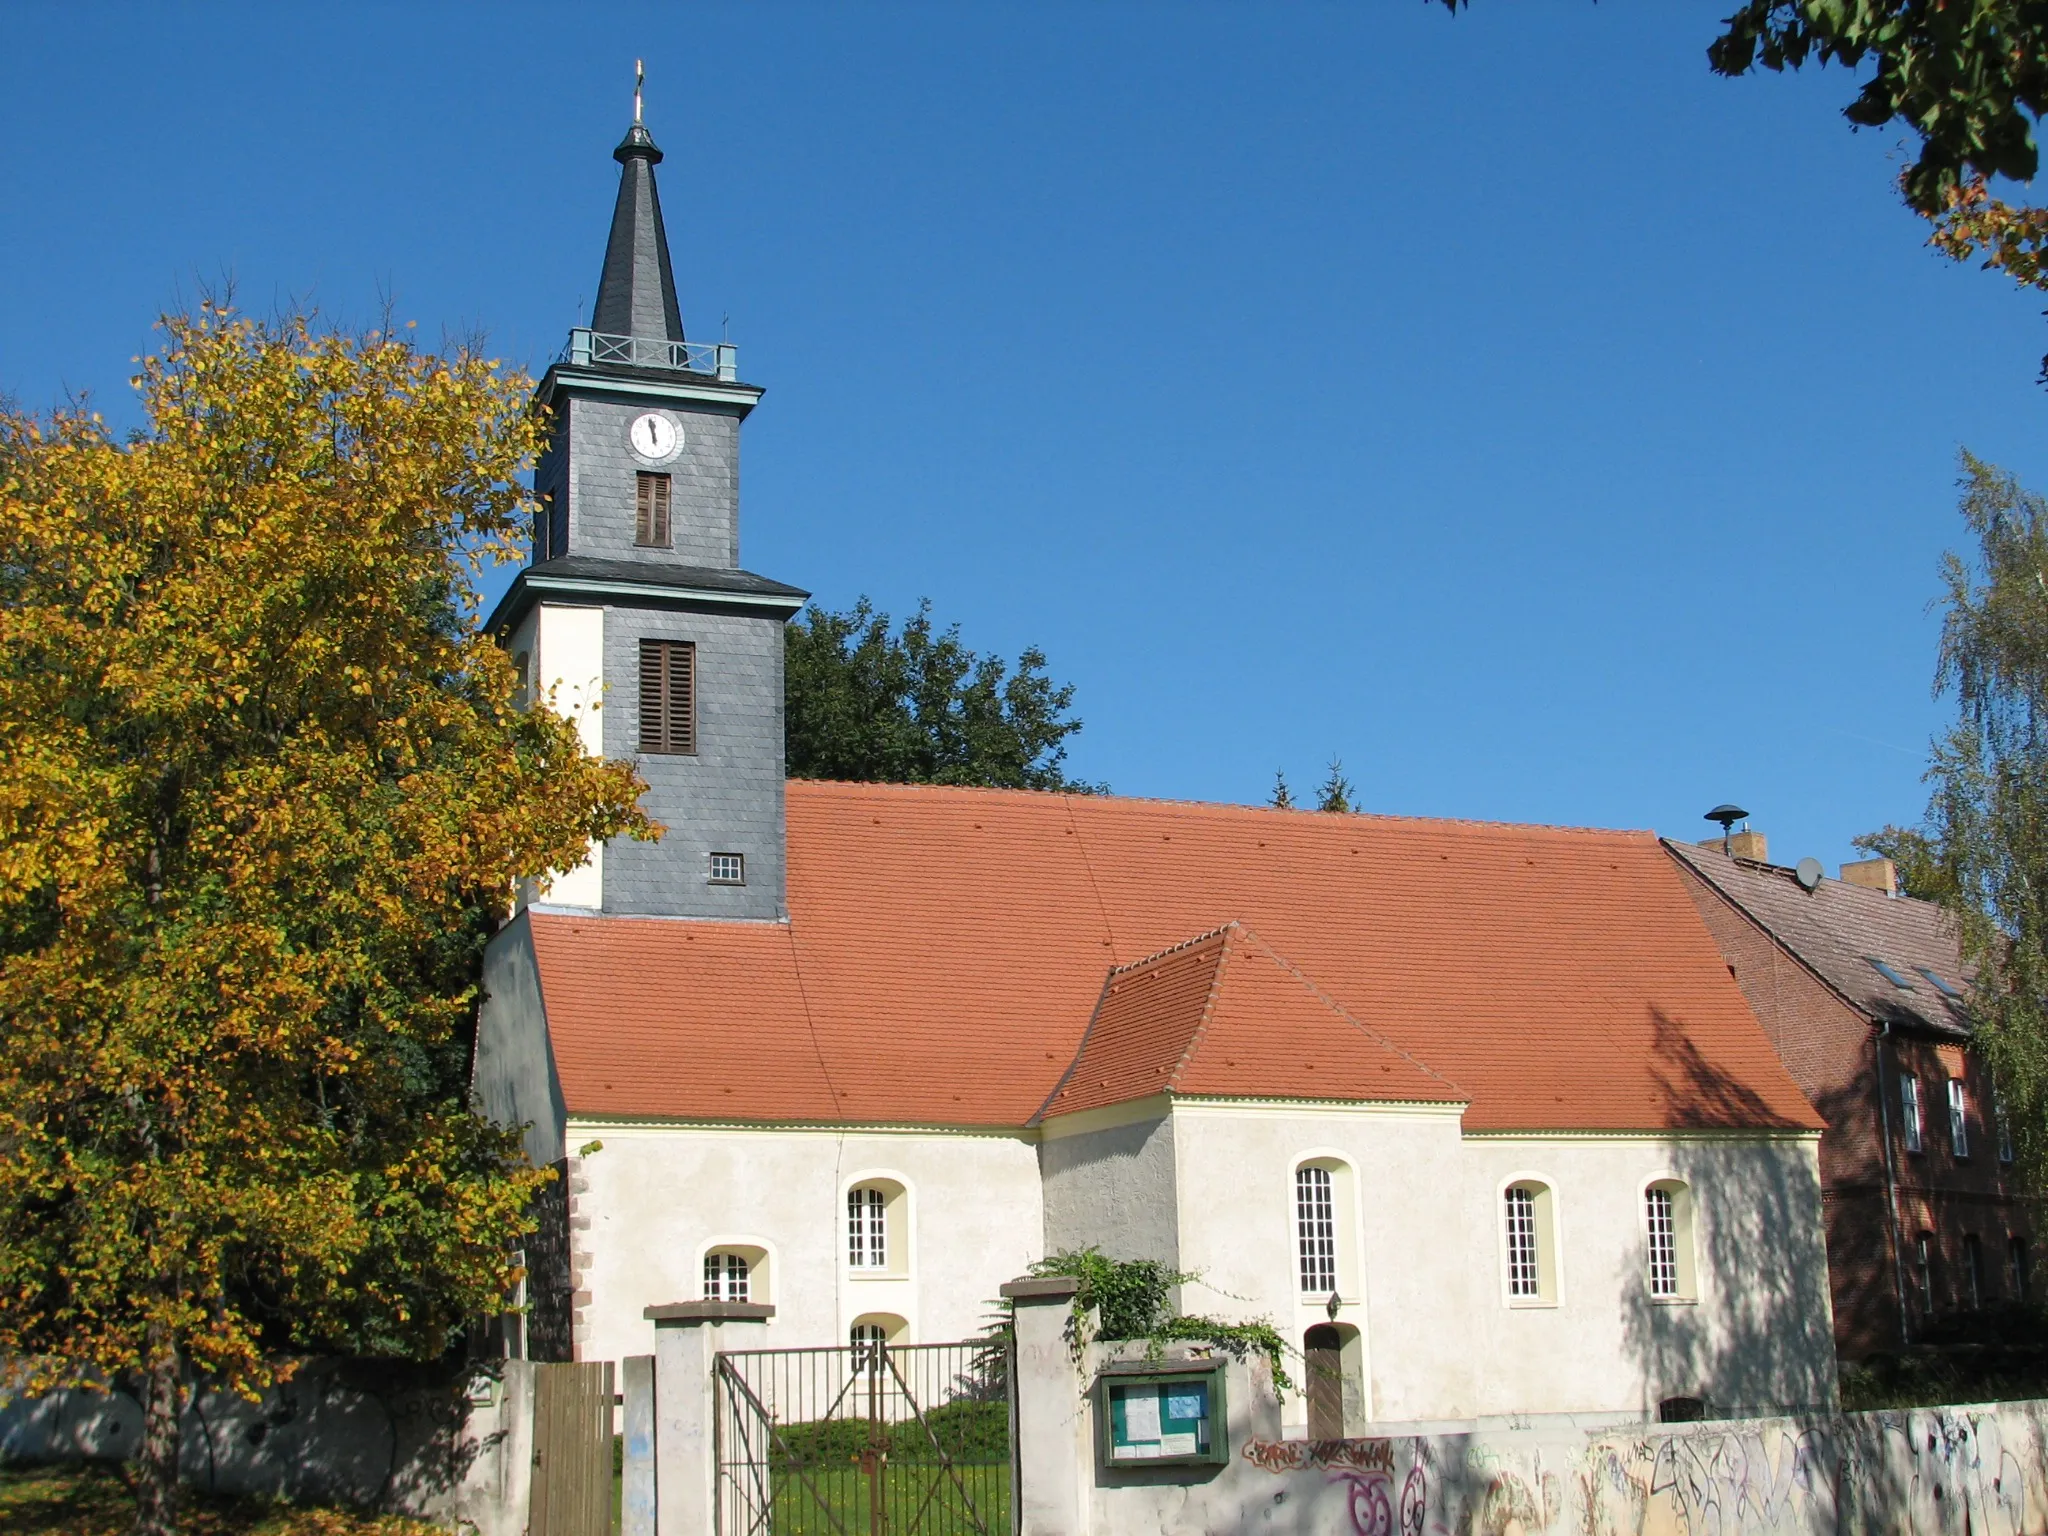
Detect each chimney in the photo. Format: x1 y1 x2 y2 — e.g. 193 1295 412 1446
1840 857 1899 897
1696 829 1769 862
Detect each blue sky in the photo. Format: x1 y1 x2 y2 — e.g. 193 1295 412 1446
5 3 2044 871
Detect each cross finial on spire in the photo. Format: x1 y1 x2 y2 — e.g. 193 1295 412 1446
634 59 644 126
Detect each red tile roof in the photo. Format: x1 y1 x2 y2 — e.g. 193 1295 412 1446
1035 923 1466 1119
528 782 1824 1134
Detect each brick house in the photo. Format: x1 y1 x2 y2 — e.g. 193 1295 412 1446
1666 837 2032 1356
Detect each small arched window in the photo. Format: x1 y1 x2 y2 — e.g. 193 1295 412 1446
1644 1180 1697 1301
704 1251 750 1302
1502 1181 1558 1305
846 1179 908 1276
702 1243 769 1304
850 1313 907 1374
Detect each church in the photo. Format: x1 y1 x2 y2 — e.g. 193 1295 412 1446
475 99 1842 1432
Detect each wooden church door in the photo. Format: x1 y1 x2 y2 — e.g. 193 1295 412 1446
1304 1324 1344 1439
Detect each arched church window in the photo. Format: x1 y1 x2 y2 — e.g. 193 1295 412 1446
1295 1166 1336 1295
704 1250 750 1302
1644 1180 1697 1301
1502 1180 1558 1305
849 1187 886 1267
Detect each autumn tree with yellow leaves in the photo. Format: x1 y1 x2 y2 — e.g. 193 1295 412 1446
0 306 651 1536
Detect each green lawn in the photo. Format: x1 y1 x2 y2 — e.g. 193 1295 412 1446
759 1460 1010 1536
744 1398 1010 1536
0 1462 442 1536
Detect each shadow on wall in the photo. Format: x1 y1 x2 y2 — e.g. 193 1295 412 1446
0 1357 503 1517
1619 1008 1840 1420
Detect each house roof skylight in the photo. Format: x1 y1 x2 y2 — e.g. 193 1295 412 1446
1915 966 1965 999
1866 956 1915 990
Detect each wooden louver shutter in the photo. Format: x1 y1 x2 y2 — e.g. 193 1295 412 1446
635 473 671 547
638 640 695 754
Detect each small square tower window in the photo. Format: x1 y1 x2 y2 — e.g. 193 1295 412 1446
709 852 745 885
636 472 672 548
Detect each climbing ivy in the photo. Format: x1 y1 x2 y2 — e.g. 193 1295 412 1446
1002 1248 1295 1396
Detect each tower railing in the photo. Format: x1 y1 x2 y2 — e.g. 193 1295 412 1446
563 328 739 381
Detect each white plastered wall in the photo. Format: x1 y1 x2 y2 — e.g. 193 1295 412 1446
525 603 605 909
564 1122 1044 1365
1163 1103 1838 1427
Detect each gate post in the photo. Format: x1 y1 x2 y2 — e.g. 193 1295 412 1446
645 1299 774 1536
621 1355 656 1536
1002 1276 1090 1536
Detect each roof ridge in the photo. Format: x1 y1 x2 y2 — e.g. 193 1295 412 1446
1108 922 1237 978
1230 924 1468 1099
1163 922 1243 1093
786 778 1657 840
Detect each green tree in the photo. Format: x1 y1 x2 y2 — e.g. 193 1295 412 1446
1268 770 1296 809
1704 3 2048 356
784 597 1099 791
0 306 652 1535
1315 758 1354 814
1901 454 2048 1184
1702 2 2048 213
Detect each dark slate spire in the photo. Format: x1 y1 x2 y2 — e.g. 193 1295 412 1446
591 68 684 343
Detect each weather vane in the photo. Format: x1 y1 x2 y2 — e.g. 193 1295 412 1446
634 59 645 126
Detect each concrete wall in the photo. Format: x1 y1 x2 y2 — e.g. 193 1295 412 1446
1074 1346 2048 1536
566 1120 1043 1362
0 1359 533 1536
1051 1101 1837 1428
1041 1104 1181 1274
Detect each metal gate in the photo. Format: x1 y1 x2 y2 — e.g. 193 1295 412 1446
715 1340 1012 1536
532 1359 617 1536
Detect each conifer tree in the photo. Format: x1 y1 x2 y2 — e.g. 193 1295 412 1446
1269 771 1295 809
1315 759 1354 814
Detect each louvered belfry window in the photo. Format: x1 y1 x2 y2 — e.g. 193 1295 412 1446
636 471 672 547
638 640 696 755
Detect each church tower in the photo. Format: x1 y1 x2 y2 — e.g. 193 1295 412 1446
489 83 806 921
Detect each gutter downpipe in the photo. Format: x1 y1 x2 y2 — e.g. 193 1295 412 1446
1876 1019 1911 1346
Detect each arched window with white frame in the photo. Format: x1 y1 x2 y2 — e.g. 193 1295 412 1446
1296 1166 1336 1295
705 1250 750 1301
1643 1179 1697 1301
1291 1156 1357 1300
701 1242 770 1305
844 1177 909 1277
1501 1179 1559 1305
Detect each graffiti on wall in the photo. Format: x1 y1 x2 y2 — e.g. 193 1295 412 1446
1225 1402 2048 1536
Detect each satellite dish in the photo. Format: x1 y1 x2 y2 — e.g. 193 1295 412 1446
1795 857 1824 892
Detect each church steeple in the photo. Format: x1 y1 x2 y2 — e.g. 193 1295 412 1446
488 77 805 923
591 63 684 344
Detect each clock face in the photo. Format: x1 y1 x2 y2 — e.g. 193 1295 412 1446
628 411 680 462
